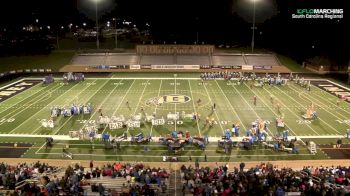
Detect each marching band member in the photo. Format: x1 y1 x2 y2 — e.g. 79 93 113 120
253 96 257 106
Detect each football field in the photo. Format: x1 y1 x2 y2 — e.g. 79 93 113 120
0 74 350 161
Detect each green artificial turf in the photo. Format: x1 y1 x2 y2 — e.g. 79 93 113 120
0 74 349 161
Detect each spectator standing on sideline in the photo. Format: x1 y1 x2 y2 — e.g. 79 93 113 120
195 159 199 169
98 183 105 196
346 129 350 138
337 138 342 148
240 162 245 172
90 160 93 171
144 145 148 153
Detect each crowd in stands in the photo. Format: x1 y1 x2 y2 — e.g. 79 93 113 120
180 162 350 196
2 160 350 195
0 161 169 196
0 161 60 194
87 162 169 195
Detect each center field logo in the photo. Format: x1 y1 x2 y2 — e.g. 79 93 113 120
146 94 191 106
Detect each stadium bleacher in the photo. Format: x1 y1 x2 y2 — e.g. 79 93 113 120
245 54 280 66
106 54 139 65
140 55 174 65
70 52 281 67
212 54 246 65
176 55 210 65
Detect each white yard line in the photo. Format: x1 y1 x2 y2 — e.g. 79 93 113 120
10 80 96 133
327 80 350 91
35 142 47 154
0 78 25 90
32 79 102 135
0 134 77 140
53 80 123 135
150 80 163 136
188 80 202 136
101 80 136 134
289 84 350 119
202 81 225 132
126 80 150 134
53 143 164 147
174 76 177 131
244 83 297 136
229 82 274 136
214 80 247 131
76 79 124 131
261 87 320 135
0 83 62 126
275 86 340 134
311 90 350 116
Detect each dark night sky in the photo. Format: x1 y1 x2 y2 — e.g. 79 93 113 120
0 0 348 61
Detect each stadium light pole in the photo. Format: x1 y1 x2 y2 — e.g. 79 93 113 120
113 18 118 48
91 0 102 49
195 17 199 44
250 0 258 53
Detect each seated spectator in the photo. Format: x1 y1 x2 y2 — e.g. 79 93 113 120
98 183 105 195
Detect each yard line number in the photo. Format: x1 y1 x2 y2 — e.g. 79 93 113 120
113 82 124 86
86 82 96 85
198 82 209 86
167 121 183 125
77 120 96 124
170 83 180 86
296 120 312 124
226 82 239 86
167 120 230 125
336 120 350 125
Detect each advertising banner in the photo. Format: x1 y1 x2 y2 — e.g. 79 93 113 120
130 65 141 70
242 65 253 70
151 65 200 70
